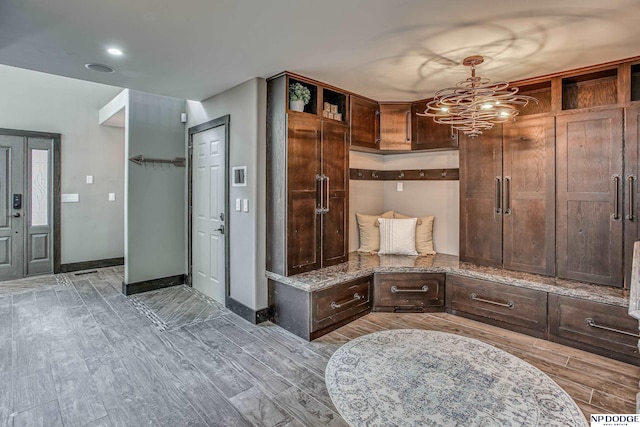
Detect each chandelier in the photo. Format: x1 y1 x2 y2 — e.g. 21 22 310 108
418 56 537 138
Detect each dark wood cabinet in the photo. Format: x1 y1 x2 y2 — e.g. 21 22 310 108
312 276 372 334
548 294 639 364
624 105 640 287
411 101 459 150
267 73 349 276
286 116 322 274
502 116 556 276
269 275 372 340
446 275 548 338
373 273 445 312
320 119 349 267
460 116 556 276
379 103 412 151
556 109 624 287
350 96 379 150
459 125 503 267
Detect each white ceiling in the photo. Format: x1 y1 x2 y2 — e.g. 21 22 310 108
1 0 640 102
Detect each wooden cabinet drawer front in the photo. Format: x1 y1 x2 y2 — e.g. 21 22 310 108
374 273 444 309
549 294 639 358
446 275 547 332
312 276 372 332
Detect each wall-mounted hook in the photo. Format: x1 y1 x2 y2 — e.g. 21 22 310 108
419 170 425 178
441 170 447 178
372 171 379 178
398 171 405 179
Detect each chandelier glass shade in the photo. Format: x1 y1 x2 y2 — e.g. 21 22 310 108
418 56 537 138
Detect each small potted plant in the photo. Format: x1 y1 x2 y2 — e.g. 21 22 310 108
289 82 311 112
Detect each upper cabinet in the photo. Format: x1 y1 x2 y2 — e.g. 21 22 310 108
350 95 379 150
379 103 412 151
411 100 459 150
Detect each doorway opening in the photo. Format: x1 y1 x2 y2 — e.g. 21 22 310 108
187 116 230 305
0 129 61 280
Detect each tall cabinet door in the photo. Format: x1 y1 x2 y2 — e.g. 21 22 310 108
321 120 349 267
556 109 624 287
287 116 322 275
624 105 640 287
502 116 556 276
459 125 503 267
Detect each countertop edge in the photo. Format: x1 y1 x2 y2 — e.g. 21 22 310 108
267 265 630 308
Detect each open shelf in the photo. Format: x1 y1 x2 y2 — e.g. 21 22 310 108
562 69 618 110
631 64 640 102
518 81 552 116
288 77 318 115
322 88 347 122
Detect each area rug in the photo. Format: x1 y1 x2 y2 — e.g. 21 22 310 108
325 329 588 427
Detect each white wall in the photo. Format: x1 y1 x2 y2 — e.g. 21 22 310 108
186 78 267 312
0 65 125 264
349 150 460 256
349 151 385 252
125 90 186 284
383 151 459 256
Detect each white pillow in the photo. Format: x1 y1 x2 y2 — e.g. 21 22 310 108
377 218 418 256
395 212 436 255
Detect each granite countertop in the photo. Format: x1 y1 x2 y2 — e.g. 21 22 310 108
266 252 631 308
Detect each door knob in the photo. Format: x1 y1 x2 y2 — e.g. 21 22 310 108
9 213 20 218
215 225 225 235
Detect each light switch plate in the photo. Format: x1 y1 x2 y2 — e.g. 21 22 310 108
86 175 93 184
397 182 403 192
235 198 241 212
243 199 249 212
108 193 116 201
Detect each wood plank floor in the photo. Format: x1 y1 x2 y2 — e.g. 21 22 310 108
0 267 637 426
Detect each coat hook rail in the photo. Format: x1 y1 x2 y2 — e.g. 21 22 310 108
129 155 186 168
349 168 459 181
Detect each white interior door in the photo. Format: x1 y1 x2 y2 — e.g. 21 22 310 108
192 126 226 303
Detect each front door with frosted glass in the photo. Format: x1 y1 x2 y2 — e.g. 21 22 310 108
0 135 53 281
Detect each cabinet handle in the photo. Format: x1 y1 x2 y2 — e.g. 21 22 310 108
613 175 620 220
331 292 363 309
586 318 640 338
405 111 411 142
375 110 381 144
391 285 429 293
315 174 324 214
504 176 511 215
470 292 514 309
628 175 635 221
324 175 330 214
495 177 502 214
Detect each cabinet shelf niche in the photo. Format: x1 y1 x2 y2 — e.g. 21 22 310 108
631 64 640 102
562 69 618 110
288 77 318 115
322 88 347 123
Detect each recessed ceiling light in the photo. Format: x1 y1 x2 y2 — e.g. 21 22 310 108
85 63 115 73
107 48 123 56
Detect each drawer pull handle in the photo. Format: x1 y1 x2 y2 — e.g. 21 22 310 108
391 285 429 293
470 293 514 309
331 293 363 310
585 318 640 338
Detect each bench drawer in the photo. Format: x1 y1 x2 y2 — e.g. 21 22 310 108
548 294 639 362
446 274 547 335
374 273 444 312
311 276 372 332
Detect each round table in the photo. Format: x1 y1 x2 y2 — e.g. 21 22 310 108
325 329 588 427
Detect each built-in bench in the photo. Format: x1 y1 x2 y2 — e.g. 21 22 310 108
267 252 638 365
